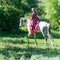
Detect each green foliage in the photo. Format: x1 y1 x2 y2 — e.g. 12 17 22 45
21 0 38 13
0 54 8 60
45 0 60 30
0 5 23 32
0 0 60 31
26 0 38 8
50 21 59 30
37 6 45 16
9 0 22 8
0 0 39 33
21 2 30 13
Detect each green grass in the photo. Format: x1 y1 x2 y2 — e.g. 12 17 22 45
0 28 60 60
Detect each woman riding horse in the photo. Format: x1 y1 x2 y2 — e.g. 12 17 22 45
30 8 41 34
19 8 54 46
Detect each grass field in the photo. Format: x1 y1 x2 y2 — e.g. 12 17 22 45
0 27 60 60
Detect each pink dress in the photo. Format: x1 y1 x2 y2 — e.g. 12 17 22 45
30 11 40 34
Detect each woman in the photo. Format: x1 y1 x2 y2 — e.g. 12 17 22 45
29 8 40 34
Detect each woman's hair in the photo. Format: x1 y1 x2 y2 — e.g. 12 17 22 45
32 8 34 11
31 8 36 11
31 7 37 14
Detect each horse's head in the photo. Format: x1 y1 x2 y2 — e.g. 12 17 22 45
19 18 27 27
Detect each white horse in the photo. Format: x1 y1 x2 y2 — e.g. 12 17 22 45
19 18 54 46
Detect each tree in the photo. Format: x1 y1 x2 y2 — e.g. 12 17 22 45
0 5 23 32
45 0 60 30
21 0 38 13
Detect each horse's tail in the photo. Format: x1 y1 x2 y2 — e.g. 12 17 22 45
45 24 48 40
47 23 50 33
45 23 50 40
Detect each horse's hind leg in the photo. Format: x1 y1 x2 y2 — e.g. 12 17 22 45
34 33 37 46
41 27 48 46
47 27 54 46
42 32 47 46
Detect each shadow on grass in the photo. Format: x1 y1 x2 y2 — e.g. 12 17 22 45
0 30 60 39
0 30 44 39
0 30 28 38
0 46 60 59
0 30 60 44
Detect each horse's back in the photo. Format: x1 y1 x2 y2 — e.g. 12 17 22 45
39 21 50 31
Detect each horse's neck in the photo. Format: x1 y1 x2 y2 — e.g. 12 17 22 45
27 19 30 23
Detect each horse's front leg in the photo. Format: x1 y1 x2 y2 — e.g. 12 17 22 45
34 33 37 46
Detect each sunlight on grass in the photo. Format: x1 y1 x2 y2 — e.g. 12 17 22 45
30 55 60 60
0 36 60 48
